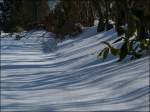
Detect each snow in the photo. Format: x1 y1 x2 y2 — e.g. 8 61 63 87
48 0 59 10
0 0 3 3
42 32 57 53
1 27 149 111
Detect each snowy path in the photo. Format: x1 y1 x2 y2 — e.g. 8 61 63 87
1 27 149 111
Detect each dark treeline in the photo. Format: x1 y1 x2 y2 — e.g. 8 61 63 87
0 0 49 32
0 0 149 61
1 0 150 37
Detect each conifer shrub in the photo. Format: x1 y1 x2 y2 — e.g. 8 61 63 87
98 14 150 62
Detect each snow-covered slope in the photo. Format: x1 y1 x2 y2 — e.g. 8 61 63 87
1 27 149 111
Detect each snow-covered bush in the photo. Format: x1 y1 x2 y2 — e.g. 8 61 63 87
98 11 150 62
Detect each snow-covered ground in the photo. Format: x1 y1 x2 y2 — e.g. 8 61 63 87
1 27 149 111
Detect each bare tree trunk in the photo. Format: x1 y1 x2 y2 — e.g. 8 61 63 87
92 0 105 32
105 0 110 30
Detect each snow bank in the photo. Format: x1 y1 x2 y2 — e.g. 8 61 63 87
1 27 149 111
1 30 57 53
42 32 57 53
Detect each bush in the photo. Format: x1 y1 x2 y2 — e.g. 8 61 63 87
98 37 150 61
98 14 150 62
12 26 24 32
55 22 83 39
15 34 22 40
116 26 125 36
